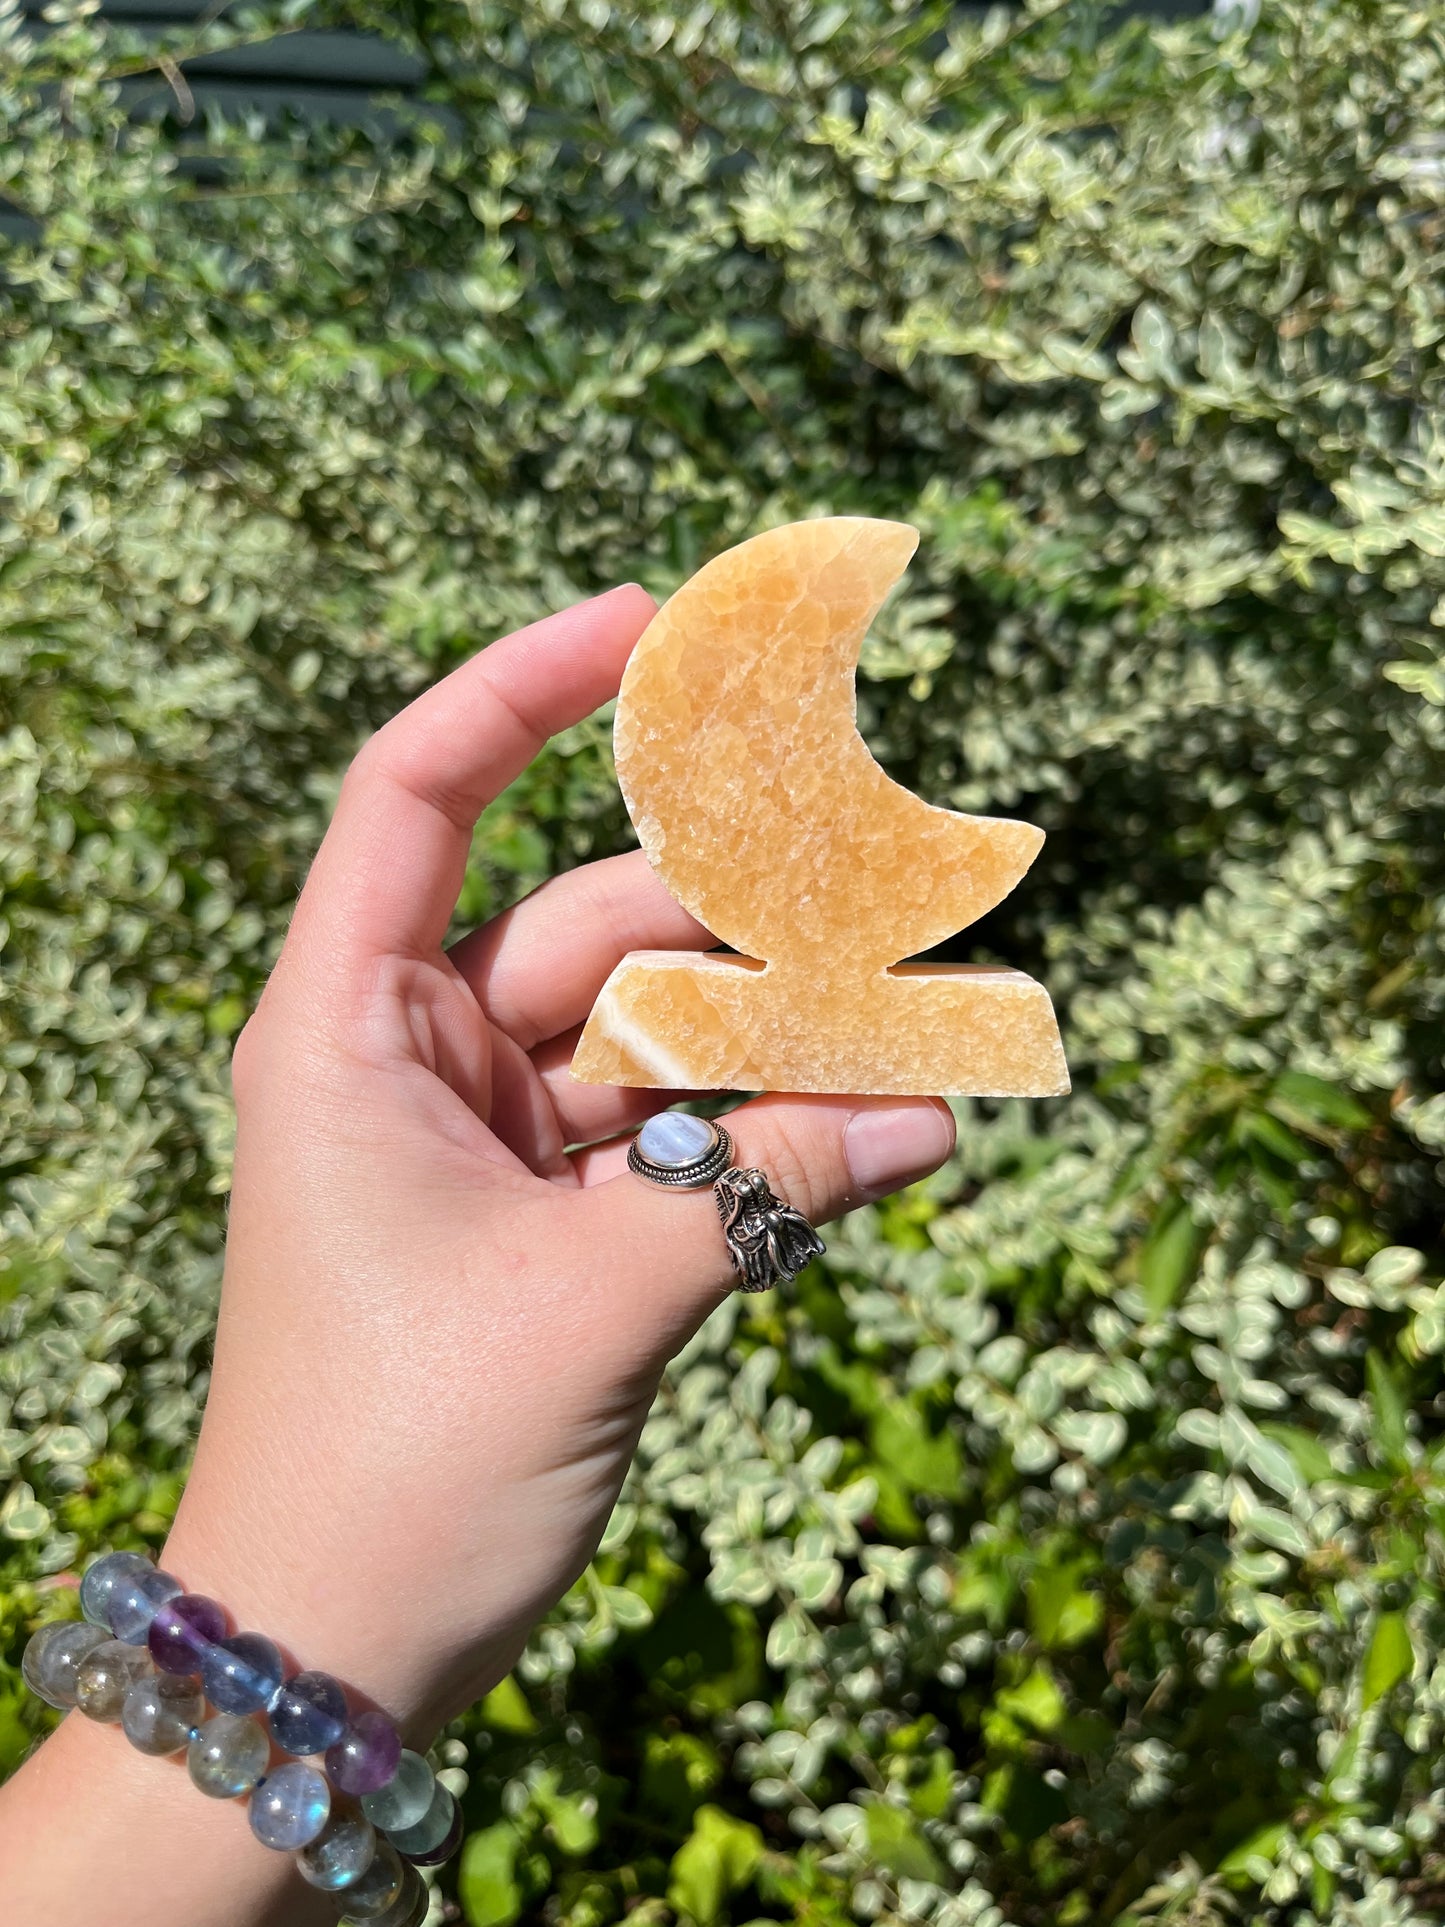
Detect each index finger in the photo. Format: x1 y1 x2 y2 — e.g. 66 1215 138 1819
289 585 656 973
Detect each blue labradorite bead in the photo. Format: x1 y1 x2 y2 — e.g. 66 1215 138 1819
106 1565 183 1645
202 1631 285 1715
385 1781 456 1859
74 1639 151 1721
326 1711 403 1796
249 1760 331 1851
269 1669 348 1756
360 1750 434 1832
348 1869 426 1927
22 1620 109 1708
148 1593 226 1675
637 1110 716 1166
188 1712 270 1798
332 1840 405 1920
79 1551 152 1628
296 1809 377 1890
122 1671 205 1755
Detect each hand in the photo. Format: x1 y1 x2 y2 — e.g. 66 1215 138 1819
161 585 957 1738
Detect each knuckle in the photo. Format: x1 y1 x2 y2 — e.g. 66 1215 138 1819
228 1014 266 1104
343 725 475 835
229 994 300 1102
341 729 389 800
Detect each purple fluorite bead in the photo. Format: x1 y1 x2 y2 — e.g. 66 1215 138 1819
269 1668 348 1756
326 1710 403 1795
148 1594 227 1675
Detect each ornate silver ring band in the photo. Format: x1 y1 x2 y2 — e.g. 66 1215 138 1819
628 1113 826 1293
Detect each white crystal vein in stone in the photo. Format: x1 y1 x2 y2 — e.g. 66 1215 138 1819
637 1112 717 1167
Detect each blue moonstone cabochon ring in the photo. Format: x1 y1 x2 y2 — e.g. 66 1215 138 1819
628 1109 825 1290
628 1112 734 1187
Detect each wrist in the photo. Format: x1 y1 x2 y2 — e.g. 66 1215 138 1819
0 1707 325 1927
165 1303 591 1738
160 1487 512 1745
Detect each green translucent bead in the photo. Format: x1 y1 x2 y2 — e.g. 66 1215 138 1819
122 1671 204 1755
188 1713 270 1799
384 1782 455 1858
333 1838 405 1919
360 1750 433 1831
74 1640 151 1722
296 1808 376 1890
22 1621 109 1710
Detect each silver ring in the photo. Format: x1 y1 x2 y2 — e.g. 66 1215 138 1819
627 1118 734 1188
629 1113 826 1292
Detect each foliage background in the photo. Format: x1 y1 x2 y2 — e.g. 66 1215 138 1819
3 1 1445 1922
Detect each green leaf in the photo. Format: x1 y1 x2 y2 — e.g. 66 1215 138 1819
1365 1246 1425 1294
668 1805 764 1924
1268 1071 1371 1133
603 1583 655 1632
459 1823 522 1927
641 1732 720 1825
0 1691 36 1778
997 1663 1068 1734
535 1776 600 1857
1052 1408 1128 1466
1237 1108 1309 1163
1366 1349 1410 1466
908 1745 956 1820
0 1480 51 1541
1246 1507 1310 1557
869 1399 963 1497
1027 1561 1105 1650
478 1675 536 1736
1218 1820 1288 1880
1324 1724 1361 1794
954 1556 1017 1631
1384 659 1445 703
1362 1611 1413 1709
1259 1423 1335 1484
1242 1428 1305 1500
1128 300 1181 383
1137 1199 1204 1316
864 1801 946 1884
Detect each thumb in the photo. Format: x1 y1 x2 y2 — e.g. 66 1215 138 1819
577 1094 955 1351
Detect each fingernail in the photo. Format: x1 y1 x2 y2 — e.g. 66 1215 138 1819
844 1102 955 1201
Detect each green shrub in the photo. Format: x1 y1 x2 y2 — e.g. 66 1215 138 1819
3 2 1444 1921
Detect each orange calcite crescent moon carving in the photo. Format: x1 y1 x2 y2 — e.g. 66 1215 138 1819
570 517 1068 1096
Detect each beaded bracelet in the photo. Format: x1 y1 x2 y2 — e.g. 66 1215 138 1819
21 1550 459 1926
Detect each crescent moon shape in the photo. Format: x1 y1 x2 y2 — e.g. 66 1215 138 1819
615 516 1043 977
